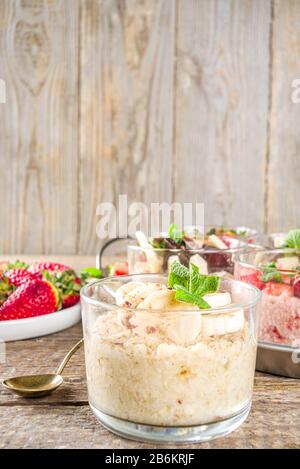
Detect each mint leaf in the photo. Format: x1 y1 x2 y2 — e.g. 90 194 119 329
260 264 282 283
189 263 204 293
80 267 103 279
260 262 282 283
168 261 221 309
197 275 221 296
261 271 282 283
168 223 185 244
151 238 166 249
189 263 220 295
168 261 189 289
284 229 300 249
174 284 211 309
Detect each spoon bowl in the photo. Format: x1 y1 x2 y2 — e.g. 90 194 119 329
3 374 64 397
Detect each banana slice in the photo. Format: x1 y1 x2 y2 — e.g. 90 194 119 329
276 256 299 271
189 254 208 274
202 292 231 308
165 314 202 346
137 288 176 310
115 282 144 306
135 231 163 273
116 282 166 308
208 234 228 250
134 289 201 345
202 309 244 337
273 234 286 248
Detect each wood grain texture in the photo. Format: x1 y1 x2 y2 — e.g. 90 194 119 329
266 0 300 232
1 1 300 255
173 0 271 230
1 320 300 448
78 0 175 253
0 0 79 254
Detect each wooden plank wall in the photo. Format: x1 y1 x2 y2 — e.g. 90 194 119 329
0 0 299 255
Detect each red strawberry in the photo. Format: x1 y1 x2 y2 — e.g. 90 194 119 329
293 277 300 298
237 265 266 290
240 272 266 291
28 262 71 275
0 274 15 306
220 236 232 247
5 268 41 287
109 261 128 276
264 281 293 297
62 294 80 308
0 279 60 321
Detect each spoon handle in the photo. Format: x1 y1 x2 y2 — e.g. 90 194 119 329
56 338 84 376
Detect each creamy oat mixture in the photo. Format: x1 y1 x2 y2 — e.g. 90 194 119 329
84 281 256 426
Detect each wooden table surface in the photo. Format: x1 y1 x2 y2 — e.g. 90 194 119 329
0 256 300 449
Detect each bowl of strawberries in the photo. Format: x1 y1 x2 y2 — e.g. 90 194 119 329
0 260 101 341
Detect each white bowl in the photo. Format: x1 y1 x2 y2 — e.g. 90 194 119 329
0 303 81 342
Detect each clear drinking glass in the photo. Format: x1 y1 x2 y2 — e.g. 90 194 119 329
128 237 248 276
235 249 300 347
81 274 261 443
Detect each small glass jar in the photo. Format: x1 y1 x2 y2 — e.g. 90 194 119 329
235 249 300 347
81 275 261 443
128 237 248 277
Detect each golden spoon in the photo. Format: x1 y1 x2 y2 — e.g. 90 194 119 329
2 338 84 398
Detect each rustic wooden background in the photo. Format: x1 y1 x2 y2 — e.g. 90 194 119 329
0 0 299 255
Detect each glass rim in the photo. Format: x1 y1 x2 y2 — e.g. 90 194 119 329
81 274 262 314
237 248 300 268
127 239 248 254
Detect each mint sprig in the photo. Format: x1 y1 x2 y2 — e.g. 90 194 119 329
168 260 221 309
168 223 185 244
284 229 300 249
259 261 282 283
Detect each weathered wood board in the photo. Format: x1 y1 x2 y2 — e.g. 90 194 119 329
0 0 79 254
267 0 300 232
0 0 299 255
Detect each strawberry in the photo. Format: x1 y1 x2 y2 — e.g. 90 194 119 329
240 272 266 290
49 269 81 309
0 274 15 306
220 236 232 247
263 281 293 297
293 277 300 298
0 279 60 321
5 268 41 287
237 265 266 290
109 261 128 276
28 262 71 275
62 293 80 308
